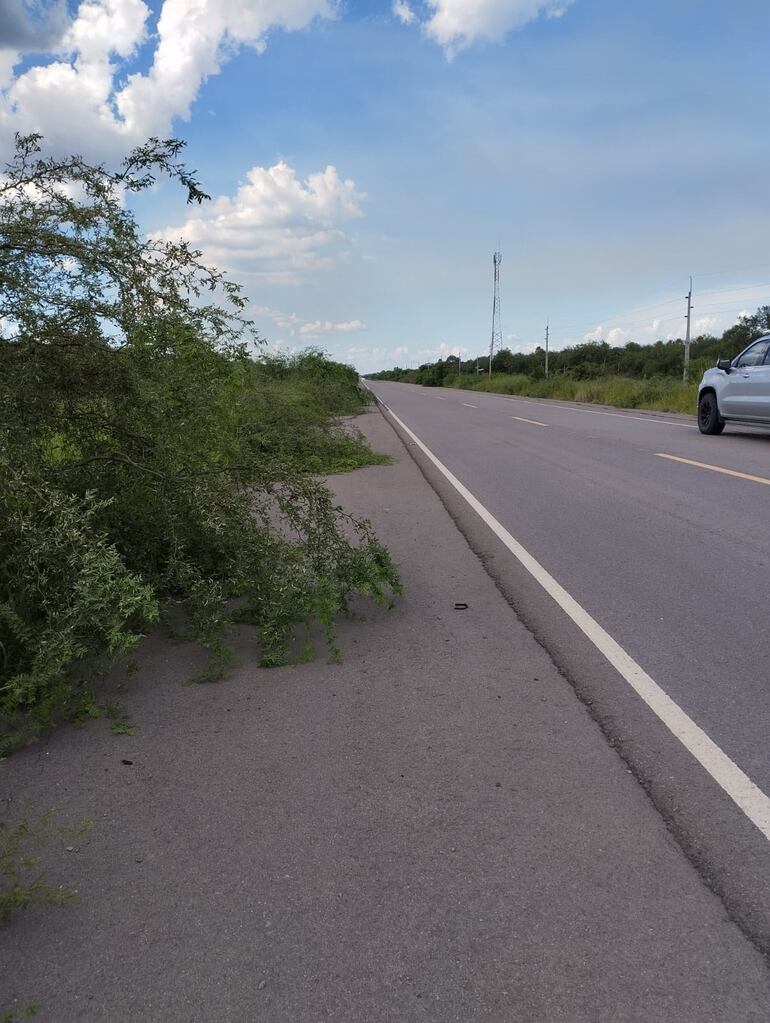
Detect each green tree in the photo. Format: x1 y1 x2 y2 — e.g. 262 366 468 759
0 135 400 750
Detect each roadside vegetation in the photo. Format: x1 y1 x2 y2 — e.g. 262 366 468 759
368 308 770 413
0 135 400 756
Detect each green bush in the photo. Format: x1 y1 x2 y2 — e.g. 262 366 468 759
436 372 697 413
0 136 400 751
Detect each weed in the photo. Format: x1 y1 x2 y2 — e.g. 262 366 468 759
0 807 90 927
0 1000 40 1022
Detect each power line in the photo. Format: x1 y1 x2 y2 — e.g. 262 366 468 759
555 281 770 339
693 262 770 279
694 281 770 298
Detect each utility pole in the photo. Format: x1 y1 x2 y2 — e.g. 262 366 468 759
683 277 693 383
489 250 502 376
545 320 550 378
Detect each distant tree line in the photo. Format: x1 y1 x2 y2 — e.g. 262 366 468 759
368 307 770 386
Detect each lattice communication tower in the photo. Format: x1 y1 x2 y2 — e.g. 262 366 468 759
489 250 502 374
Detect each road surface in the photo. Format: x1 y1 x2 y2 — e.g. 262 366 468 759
2 405 769 1021
368 380 770 946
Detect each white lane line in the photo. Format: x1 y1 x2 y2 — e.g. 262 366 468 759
379 401 770 842
511 415 548 427
435 396 446 400
657 453 770 487
462 403 479 408
503 397 697 429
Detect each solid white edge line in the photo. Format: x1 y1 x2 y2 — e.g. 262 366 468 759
378 398 770 841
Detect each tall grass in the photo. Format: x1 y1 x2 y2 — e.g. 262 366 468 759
442 373 698 414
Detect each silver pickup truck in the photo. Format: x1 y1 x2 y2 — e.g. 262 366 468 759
697 336 770 434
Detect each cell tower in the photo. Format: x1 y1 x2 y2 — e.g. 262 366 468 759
489 250 502 375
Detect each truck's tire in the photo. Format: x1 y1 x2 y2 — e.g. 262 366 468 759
697 391 725 434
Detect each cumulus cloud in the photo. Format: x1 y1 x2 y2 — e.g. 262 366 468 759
392 2 416 25
606 326 628 345
419 1 573 54
0 0 70 52
298 319 365 337
414 341 468 360
693 315 718 335
583 325 604 342
155 161 364 283
507 338 539 354
253 306 366 341
582 325 637 345
117 0 333 138
0 0 333 156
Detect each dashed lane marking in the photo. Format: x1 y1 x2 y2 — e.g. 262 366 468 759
511 415 549 427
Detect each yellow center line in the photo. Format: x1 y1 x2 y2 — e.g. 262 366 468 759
656 453 770 486
511 415 549 427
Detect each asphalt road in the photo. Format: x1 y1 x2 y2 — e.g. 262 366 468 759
368 380 770 943
2 407 769 1021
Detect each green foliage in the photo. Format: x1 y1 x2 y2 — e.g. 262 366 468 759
0 1001 40 1022
0 473 158 754
0 807 89 927
455 372 697 413
368 306 770 414
0 136 400 751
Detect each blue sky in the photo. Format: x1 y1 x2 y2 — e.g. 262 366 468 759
2 0 770 371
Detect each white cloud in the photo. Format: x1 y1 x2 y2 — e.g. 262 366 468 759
156 161 364 283
392 2 416 25
606 326 628 345
0 0 70 52
0 50 18 89
345 344 384 358
413 341 468 360
298 319 365 337
0 0 332 156
422 1 573 53
117 0 333 138
693 315 718 335
253 306 366 340
509 339 539 354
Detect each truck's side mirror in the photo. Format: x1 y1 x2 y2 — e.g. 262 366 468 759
716 358 732 374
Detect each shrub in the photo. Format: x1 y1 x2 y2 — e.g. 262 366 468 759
0 136 400 750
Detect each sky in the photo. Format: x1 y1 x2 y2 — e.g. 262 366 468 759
1 0 770 372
